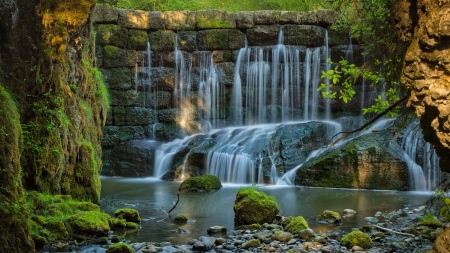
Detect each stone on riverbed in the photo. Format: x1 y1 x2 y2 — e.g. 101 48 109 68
115 208 141 223
298 228 316 240
234 187 280 226
174 214 188 223
316 210 342 225
179 174 222 192
207 226 227 234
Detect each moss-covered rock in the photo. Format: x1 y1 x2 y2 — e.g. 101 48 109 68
128 29 148 50
235 224 263 230
68 211 111 237
163 11 196 31
149 30 175 52
295 131 410 190
115 208 141 223
196 10 236 29
272 231 293 242
174 214 188 223
179 175 222 192
233 187 280 226
95 24 128 48
242 239 261 249
316 210 342 225
284 216 309 234
340 230 373 249
106 242 134 253
418 213 443 228
197 29 245 50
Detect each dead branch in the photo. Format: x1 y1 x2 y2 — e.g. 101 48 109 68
167 192 180 214
329 95 408 147
373 225 415 237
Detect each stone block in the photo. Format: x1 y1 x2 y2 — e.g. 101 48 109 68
149 11 164 30
95 24 128 48
235 11 254 29
212 50 233 63
110 90 142 107
101 68 132 90
164 11 196 31
196 10 236 29
118 126 145 141
327 26 350 46
102 126 121 147
149 30 175 52
91 3 119 24
280 11 302 24
178 31 197 51
103 45 144 68
151 67 175 91
118 9 151 29
282 25 326 47
246 25 280 46
197 29 245 50
114 107 156 126
254 10 280 25
128 29 148 50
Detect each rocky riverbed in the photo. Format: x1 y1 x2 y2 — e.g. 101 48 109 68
39 204 447 253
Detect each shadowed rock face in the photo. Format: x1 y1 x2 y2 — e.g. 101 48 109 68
393 0 450 173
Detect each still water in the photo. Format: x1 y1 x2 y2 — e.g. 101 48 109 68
100 176 433 245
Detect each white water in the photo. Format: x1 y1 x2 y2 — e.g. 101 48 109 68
149 26 438 190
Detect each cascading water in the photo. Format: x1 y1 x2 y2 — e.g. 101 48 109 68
151 26 437 190
401 120 442 191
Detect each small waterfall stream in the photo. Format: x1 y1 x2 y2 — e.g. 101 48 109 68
148 27 439 191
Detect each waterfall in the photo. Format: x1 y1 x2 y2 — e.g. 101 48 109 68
345 29 353 63
401 120 442 191
324 29 331 120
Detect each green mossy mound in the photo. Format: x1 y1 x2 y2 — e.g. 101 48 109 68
115 208 141 223
233 187 280 226
284 216 309 234
106 242 134 253
418 213 443 228
179 175 222 192
174 214 188 223
68 211 111 237
340 230 373 249
316 210 342 225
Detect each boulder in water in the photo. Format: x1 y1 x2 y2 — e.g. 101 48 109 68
234 187 280 226
179 174 222 192
316 210 342 225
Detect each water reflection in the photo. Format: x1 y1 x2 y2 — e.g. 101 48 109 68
100 177 433 245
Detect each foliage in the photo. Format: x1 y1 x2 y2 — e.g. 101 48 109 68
418 212 443 228
319 58 401 117
435 190 450 222
97 0 324 11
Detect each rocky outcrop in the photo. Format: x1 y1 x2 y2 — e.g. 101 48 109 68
295 131 410 190
393 0 450 173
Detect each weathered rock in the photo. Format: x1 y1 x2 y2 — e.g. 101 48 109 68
179 174 222 192
106 242 134 253
242 239 261 249
128 29 148 50
247 25 280 46
113 106 156 126
340 230 372 249
295 131 410 190
149 11 164 30
316 210 342 225
149 30 175 52
115 208 141 223
284 216 309 234
95 24 128 48
197 29 245 50
235 11 254 29
234 187 280 226
68 211 110 237
103 46 144 68
207 226 227 234
282 25 326 48
164 11 196 31
118 9 151 30
177 31 197 51
174 214 188 223
101 68 132 90
91 3 119 24
271 231 293 242
254 10 280 25
298 228 316 240
394 0 450 172
196 10 236 29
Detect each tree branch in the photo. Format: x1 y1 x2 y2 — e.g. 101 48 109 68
373 225 415 237
329 95 408 147
167 192 180 214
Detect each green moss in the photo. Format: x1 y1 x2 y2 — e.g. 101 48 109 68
418 213 443 228
284 216 309 233
174 214 188 223
125 222 139 229
109 217 127 228
243 239 261 248
197 17 232 29
104 45 120 58
149 30 175 52
234 187 280 226
340 230 372 249
68 211 111 237
106 242 134 253
235 224 263 230
128 29 148 50
115 208 141 223
316 210 342 225
179 174 222 192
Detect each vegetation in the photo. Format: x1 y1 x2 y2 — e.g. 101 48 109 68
284 216 309 234
174 214 188 223
115 208 141 223
234 186 280 226
106 242 134 253
179 174 222 192
340 230 372 249
97 0 326 12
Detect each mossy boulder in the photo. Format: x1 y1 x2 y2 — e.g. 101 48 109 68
272 231 293 242
197 29 245 50
174 214 188 223
106 242 134 253
149 30 175 52
68 211 111 237
242 239 261 249
128 29 148 50
316 210 342 225
179 175 222 192
295 131 409 190
284 216 309 234
95 24 128 48
115 208 141 223
340 230 373 249
233 187 280 226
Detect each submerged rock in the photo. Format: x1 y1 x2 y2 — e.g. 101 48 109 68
317 210 342 225
179 174 222 192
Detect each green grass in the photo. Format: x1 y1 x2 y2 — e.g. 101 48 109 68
97 0 336 12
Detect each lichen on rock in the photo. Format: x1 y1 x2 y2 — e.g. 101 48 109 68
234 187 280 226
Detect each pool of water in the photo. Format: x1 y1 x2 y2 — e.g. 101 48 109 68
100 176 433 245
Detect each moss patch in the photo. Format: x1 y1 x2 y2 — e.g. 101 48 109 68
234 187 280 226
316 210 342 225
115 208 141 223
106 242 134 253
174 214 188 223
284 216 309 234
179 174 222 192
340 230 373 249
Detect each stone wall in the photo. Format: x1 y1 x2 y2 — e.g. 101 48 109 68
92 4 359 176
